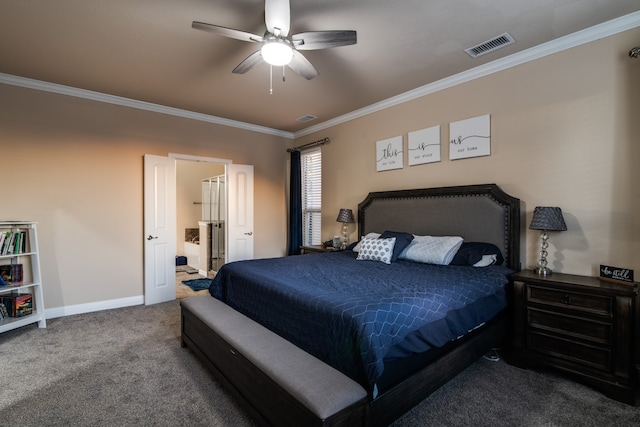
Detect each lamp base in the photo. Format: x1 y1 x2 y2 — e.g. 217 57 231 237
534 266 553 276
341 223 349 249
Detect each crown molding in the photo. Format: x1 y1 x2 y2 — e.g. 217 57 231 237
0 72 294 139
1 11 637 141
294 11 640 138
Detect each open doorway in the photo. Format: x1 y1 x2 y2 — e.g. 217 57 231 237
175 159 226 298
144 154 253 305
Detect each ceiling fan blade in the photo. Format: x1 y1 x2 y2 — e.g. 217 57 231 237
287 50 318 80
232 50 264 74
292 30 357 50
192 21 263 43
265 0 290 37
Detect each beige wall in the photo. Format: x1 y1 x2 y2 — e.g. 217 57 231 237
0 85 288 310
1 27 638 314
297 27 640 277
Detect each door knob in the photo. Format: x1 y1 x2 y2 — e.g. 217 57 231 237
147 235 158 240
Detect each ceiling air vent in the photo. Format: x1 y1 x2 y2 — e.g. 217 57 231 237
297 114 317 123
465 32 515 58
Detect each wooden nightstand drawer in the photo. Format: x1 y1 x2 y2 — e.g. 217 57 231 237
509 271 640 404
528 286 613 317
528 308 612 345
528 332 613 372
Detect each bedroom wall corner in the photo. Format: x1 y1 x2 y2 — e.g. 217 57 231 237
296 26 640 277
0 84 289 312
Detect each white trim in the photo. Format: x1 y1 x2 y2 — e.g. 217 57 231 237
169 153 233 164
0 73 293 140
44 296 144 320
0 12 637 140
293 11 640 138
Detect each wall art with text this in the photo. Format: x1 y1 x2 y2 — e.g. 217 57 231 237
376 135 404 171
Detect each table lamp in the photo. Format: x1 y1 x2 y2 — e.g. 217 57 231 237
529 206 567 276
336 208 355 249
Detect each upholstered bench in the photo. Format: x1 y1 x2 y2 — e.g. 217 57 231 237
180 296 368 426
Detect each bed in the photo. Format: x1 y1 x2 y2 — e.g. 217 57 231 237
181 183 521 426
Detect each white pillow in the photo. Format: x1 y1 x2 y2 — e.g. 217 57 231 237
398 235 464 265
352 232 381 252
473 254 498 267
356 237 396 264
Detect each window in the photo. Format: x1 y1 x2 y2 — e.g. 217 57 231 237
301 148 321 245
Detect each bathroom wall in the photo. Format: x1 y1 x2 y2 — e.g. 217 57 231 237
176 160 225 257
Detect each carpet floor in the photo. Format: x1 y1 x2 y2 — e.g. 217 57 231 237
1 299 638 426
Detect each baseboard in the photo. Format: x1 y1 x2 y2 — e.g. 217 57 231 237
45 295 145 320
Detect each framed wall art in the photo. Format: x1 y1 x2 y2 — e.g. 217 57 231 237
449 114 491 160
376 135 403 172
408 125 441 166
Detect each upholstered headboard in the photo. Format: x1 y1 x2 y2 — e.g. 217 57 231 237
357 183 521 270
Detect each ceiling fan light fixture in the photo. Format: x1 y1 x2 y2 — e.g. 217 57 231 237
261 39 293 66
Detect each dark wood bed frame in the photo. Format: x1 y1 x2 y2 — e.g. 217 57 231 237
182 183 521 426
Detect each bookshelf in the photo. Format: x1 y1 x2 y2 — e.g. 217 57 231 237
0 221 46 332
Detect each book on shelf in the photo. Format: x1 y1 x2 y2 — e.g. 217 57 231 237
0 264 23 284
0 231 9 254
0 294 32 317
5 232 15 254
0 231 27 255
0 231 11 254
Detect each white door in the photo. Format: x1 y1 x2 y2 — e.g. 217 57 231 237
226 164 254 262
143 154 176 305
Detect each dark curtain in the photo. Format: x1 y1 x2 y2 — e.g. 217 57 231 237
287 150 302 255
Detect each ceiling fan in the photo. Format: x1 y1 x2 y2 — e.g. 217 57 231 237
192 0 357 81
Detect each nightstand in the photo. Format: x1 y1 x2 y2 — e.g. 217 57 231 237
509 270 639 405
300 245 341 254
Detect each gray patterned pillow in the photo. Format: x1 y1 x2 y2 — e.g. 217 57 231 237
356 237 396 264
352 232 381 252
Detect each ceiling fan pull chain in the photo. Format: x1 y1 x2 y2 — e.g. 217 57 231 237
282 66 286 82
270 64 273 95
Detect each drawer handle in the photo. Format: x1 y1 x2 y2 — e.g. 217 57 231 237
560 294 571 304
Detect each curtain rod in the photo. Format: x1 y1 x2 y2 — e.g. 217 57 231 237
286 137 330 152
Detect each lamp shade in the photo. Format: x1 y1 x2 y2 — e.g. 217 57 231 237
529 206 567 231
261 40 293 66
336 208 355 223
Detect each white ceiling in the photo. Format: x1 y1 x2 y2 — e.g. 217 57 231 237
1 0 639 136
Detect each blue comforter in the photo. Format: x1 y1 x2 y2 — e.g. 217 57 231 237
209 250 512 394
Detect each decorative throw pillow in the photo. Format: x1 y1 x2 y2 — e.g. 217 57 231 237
398 235 464 265
473 254 498 267
352 232 381 252
356 237 396 264
450 242 504 266
379 231 414 262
